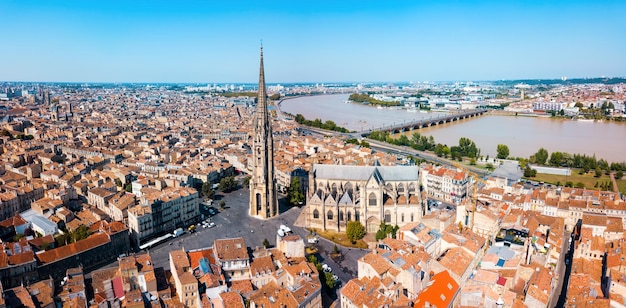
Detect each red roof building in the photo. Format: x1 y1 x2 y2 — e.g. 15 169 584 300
414 270 459 308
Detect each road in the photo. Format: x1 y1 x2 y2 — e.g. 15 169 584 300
550 229 572 308
554 232 575 307
365 138 491 177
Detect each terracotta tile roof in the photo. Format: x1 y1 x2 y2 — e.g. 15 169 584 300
214 237 248 261
437 247 473 278
360 253 391 276
414 270 459 308
607 217 623 233
4 286 35 307
219 292 245 308
249 280 299 307
169 249 190 274
250 255 275 276
88 220 128 235
29 278 55 308
582 213 608 227
340 276 397 307
188 248 215 268
229 279 254 295
7 250 35 266
36 233 110 264
525 267 553 306
571 258 603 280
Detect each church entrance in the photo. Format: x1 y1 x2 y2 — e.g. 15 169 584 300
367 216 380 233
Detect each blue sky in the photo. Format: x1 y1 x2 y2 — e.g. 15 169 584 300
1 0 624 83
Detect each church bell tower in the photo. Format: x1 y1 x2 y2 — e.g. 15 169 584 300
249 46 277 219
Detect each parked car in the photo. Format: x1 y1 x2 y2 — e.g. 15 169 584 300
207 222 216 228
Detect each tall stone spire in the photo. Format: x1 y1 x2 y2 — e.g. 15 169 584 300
250 46 277 219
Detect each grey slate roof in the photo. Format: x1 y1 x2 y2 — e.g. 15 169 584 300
313 164 419 182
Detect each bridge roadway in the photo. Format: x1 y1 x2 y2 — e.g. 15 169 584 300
360 109 487 136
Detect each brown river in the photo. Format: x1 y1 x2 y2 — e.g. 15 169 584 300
280 94 626 162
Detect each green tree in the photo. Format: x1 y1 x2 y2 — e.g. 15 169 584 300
616 171 624 179
534 148 549 165
324 272 336 289
202 182 215 199
124 183 132 192
549 152 564 166
575 182 585 188
458 137 479 158
55 233 71 247
243 176 251 186
269 93 280 100
262 238 270 248
595 168 603 178
219 176 238 192
287 177 305 206
345 138 359 145
71 224 92 243
496 144 509 159
523 165 537 178
346 221 366 243
441 145 450 158
395 135 410 146
574 102 584 108
295 114 306 124
219 200 226 210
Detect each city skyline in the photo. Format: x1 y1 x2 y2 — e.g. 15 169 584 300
1 0 625 83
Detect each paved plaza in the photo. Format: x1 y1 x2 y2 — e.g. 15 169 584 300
120 186 365 289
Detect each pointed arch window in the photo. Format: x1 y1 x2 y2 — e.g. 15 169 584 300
313 209 319 219
369 193 377 207
327 210 333 220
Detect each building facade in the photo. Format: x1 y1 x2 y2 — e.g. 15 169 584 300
127 186 199 245
421 164 469 204
306 164 423 233
249 46 278 219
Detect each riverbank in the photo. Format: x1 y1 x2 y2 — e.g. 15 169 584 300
279 94 626 162
531 170 626 194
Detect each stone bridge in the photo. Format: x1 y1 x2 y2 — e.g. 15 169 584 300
360 109 487 136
